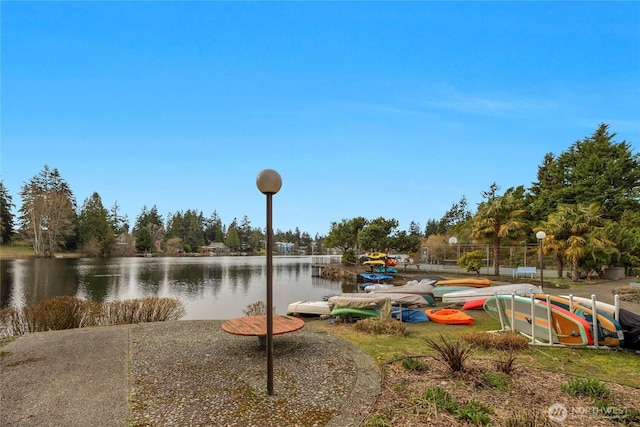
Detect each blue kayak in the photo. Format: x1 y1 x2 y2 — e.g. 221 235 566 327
360 273 394 281
391 308 430 323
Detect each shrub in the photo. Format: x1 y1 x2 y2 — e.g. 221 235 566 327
100 298 185 325
0 297 185 337
243 301 275 316
354 317 406 336
23 296 99 332
425 334 472 372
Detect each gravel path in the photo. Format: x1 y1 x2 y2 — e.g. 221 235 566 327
1 320 380 427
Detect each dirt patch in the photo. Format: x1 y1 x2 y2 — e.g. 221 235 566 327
366 356 640 426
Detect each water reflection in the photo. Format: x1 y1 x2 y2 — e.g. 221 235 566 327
0 256 345 320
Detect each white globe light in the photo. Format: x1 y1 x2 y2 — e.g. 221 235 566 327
536 231 546 240
256 169 282 195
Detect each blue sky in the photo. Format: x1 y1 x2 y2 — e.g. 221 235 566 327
2 1 639 237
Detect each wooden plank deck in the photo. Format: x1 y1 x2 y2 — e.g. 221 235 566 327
221 315 305 337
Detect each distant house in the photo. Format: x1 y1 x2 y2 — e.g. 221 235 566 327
200 242 228 256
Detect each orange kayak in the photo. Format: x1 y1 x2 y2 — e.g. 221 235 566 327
425 308 474 325
435 278 491 288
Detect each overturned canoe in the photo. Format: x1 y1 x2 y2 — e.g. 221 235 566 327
287 300 332 316
435 278 492 288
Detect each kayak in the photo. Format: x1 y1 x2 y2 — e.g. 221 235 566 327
435 278 492 288
425 308 474 325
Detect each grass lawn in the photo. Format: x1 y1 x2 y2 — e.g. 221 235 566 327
307 310 640 389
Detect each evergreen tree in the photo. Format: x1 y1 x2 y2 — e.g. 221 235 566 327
78 192 114 256
530 123 639 222
0 181 15 244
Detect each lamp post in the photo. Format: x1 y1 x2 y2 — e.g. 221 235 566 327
256 168 282 396
536 231 546 290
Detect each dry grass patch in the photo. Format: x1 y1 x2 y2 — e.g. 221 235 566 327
354 317 406 336
462 330 529 351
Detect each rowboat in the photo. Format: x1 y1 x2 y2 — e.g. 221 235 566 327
363 283 395 292
441 283 542 304
334 292 434 307
287 301 332 316
436 278 492 288
532 294 624 347
484 295 593 346
425 308 474 325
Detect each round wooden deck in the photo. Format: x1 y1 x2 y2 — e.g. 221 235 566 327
221 315 305 337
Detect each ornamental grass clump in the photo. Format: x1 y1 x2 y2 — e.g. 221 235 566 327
425 333 471 372
462 331 528 351
100 298 185 325
0 297 185 337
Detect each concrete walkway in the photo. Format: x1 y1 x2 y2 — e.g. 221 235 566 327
1 321 380 427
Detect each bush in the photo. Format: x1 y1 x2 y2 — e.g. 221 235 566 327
23 296 99 332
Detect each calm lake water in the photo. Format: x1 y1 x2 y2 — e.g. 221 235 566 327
0 256 350 320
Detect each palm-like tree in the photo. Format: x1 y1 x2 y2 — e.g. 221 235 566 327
471 190 526 276
541 202 612 281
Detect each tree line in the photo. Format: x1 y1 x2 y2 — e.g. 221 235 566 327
1 123 639 279
0 166 316 257
323 124 640 280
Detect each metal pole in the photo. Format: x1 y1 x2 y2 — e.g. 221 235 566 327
266 193 274 395
539 239 544 291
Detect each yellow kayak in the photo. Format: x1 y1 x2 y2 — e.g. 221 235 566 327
365 252 387 260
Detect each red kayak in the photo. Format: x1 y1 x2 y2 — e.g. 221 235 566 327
425 308 474 325
462 298 487 310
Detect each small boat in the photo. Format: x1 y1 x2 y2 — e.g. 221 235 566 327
618 308 640 350
363 283 395 292
532 294 624 347
431 285 471 299
386 259 397 267
392 308 430 323
462 298 487 310
335 292 433 307
365 252 387 259
436 278 492 288
328 295 392 317
360 273 393 281
330 307 380 321
441 283 542 304
363 260 386 267
425 308 474 325
287 301 332 316
374 266 398 274
373 280 434 294
484 295 593 346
